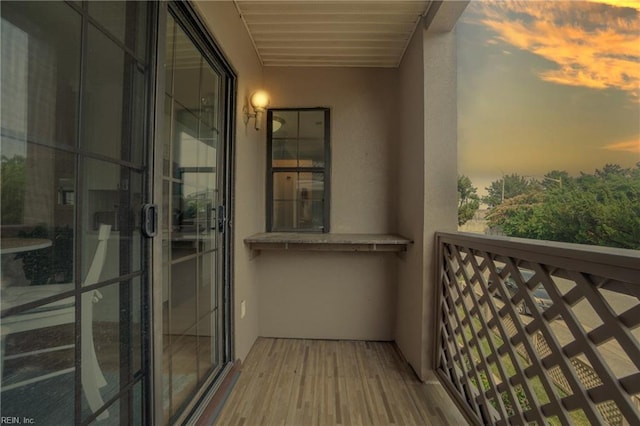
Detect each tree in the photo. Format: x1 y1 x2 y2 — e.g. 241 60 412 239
458 175 480 226
482 173 535 208
485 191 545 238
542 170 571 190
486 164 640 250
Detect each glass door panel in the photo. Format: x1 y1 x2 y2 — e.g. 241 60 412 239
1 1 152 424
161 10 226 423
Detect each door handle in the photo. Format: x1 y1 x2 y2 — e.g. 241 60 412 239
141 204 158 238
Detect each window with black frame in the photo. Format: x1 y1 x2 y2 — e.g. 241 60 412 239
267 108 330 232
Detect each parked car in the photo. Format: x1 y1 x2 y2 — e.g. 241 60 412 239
490 267 552 315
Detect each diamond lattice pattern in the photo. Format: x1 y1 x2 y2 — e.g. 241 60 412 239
435 234 640 425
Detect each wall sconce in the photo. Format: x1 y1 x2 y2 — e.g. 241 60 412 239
244 90 270 131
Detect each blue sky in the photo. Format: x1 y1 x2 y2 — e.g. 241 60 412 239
457 0 640 196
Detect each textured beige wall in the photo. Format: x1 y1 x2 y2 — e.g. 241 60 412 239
422 28 459 374
257 252 397 339
195 1 265 362
256 67 399 340
395 19 459 379
396 25 427 376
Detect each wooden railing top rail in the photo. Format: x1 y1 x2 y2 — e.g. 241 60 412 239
436 232 640 290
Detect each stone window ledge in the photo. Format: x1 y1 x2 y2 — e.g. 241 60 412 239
244 232 412 256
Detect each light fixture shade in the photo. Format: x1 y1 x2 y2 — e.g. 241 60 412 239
249 90 270 112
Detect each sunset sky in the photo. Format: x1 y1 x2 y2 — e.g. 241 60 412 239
457 0 640 196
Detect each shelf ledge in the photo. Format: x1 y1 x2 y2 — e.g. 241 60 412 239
244 232 413 256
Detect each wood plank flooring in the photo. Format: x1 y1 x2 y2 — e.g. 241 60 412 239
212 338 468 426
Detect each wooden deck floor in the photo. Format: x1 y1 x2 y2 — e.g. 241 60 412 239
212 338 468 426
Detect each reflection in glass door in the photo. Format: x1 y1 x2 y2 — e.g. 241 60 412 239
1 1 151 424
161 8 230 423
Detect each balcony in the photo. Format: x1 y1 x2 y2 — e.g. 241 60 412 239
202 233 640 426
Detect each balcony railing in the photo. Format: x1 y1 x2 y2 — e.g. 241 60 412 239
434 232 640 425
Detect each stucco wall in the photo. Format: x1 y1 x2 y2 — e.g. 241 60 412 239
422 28 458 373
257 67 399 340
195 1 265 362
257 252 397 340
396 19 459 379
396 24 427 376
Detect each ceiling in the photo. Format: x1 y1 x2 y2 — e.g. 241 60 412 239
233 0 433 67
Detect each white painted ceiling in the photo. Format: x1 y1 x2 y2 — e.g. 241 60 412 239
233 0 432 67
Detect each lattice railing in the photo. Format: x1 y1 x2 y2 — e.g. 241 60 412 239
434 232 640 425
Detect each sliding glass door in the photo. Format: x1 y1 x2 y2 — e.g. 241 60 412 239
1 1 153 424
1 2 233 424
158 5 233 424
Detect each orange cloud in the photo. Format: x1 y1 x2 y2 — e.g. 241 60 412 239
587 0 640 11
469 1 640 101
602 139 640 153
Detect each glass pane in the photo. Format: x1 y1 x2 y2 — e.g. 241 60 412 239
273 171 297 201
197 314 214 380
172 25 201 117
304 172 325 201
133 380 142 425
162 180 171 232
172 180 199 259
272 139 298 166
83 278 142 420
299 110 326 139
271 110 298 139
83 159 143 284
171 180 186 255
271 110 298 167
271 110 325 167
298 138 325 167
170 258 197 336
83 24 123 160
198 252 215 318
1 144 75 302
170 331 198 418
130 66 147 165
272 172 324 231
0 306 75 424
82 283 117 418
195 168 216 253
1 1 81 148
164 14 175 96
273 200 295 230
88 2 126 46
132 277 142 375
163 95 173 177
83 24 145 164
173 105 199 180
199 63 220 141
86 379 143 426
162 239 170 352
88 1 148 59
298 111 325 166
89 398 119 426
